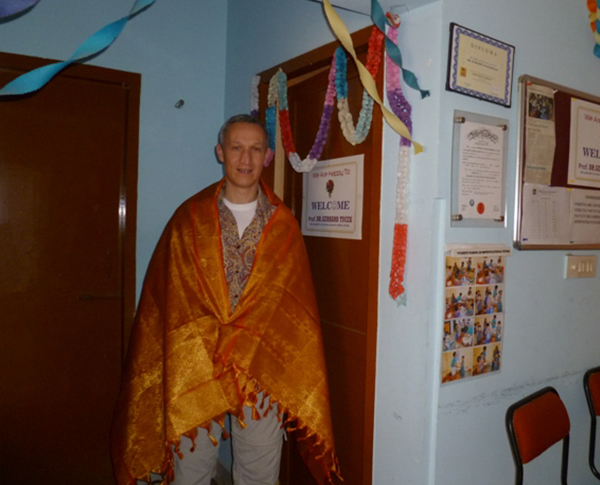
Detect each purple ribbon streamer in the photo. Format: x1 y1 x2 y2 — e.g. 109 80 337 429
0 0 40 18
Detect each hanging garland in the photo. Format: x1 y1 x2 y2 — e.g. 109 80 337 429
587 0 600 58
252 16 415 299
250 74 275 167
370 0 429 99
252 27 384 172
321 0 422 152
250 74 260 119
386 15 412 303
265 52 337 172
337 27 384 145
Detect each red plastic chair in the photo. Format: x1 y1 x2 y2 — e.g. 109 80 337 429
505 386 571 485
584 366 600 480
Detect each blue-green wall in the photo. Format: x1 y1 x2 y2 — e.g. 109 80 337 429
0 0 228 286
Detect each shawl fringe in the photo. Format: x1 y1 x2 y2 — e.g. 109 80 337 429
140 368 342 485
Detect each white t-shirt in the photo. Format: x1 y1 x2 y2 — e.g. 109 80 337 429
223 198 258 238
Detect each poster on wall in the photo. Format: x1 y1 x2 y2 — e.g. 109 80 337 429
441 244 512 384
302 154 364 240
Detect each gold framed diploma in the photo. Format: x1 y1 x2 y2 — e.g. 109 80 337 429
446 23 515 107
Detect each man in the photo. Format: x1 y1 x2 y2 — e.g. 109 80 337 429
111 115 338 485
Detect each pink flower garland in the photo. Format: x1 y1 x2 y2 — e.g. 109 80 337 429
386 18 412 303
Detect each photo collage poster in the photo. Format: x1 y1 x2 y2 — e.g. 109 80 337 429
441 253 505 384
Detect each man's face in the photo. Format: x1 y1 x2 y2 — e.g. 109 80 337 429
216 122 271 201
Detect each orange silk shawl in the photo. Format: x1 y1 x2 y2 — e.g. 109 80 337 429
111 179 339 484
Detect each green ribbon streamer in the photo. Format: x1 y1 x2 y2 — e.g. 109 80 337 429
371 0 430 99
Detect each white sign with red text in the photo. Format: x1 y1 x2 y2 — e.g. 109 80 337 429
568 97 600 189
302 155 364 240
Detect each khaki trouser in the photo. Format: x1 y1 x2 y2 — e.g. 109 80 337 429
172 395 284 485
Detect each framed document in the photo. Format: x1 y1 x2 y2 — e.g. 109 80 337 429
451 110 509 228
446 23 515 107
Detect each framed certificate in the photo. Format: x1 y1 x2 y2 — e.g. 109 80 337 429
451 110 508 228
446 23 515 107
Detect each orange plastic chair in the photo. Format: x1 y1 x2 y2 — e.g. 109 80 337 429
584 366 600 480
505 386 571 485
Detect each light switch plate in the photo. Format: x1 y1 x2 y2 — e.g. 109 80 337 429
565 255 597 278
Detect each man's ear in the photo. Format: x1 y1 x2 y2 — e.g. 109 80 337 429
263 147 273 167
216 144 224 163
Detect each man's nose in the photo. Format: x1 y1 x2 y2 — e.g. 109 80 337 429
241 148 251 163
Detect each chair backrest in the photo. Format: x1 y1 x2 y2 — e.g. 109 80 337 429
584 366 600 480
585 368 600 416
505 386 570 485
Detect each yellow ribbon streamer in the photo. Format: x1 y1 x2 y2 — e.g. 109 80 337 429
322 0 423 154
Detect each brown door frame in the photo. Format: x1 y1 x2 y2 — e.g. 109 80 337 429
256 26 382 484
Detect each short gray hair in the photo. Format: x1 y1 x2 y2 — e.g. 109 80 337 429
217 114 269 146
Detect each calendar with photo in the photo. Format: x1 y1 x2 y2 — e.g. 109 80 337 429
442 252 505 384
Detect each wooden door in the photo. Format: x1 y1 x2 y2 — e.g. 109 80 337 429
0 53 139 484
259 26 382 485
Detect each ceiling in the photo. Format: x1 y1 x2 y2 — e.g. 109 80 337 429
308 0 438 16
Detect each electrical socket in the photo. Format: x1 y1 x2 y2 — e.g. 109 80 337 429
565 255 597 278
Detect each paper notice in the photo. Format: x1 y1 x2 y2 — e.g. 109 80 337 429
524 84 556 185
520 183 570 245
570 189 600 243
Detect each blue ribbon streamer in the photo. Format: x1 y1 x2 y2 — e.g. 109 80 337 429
371 0 430 99
0 0 155 96
0 0 40 18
